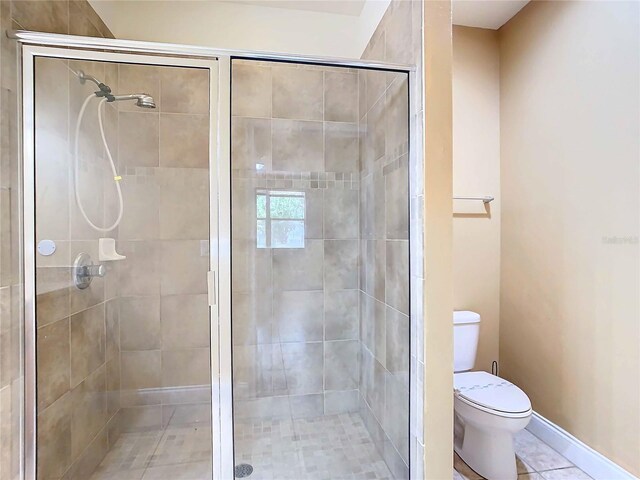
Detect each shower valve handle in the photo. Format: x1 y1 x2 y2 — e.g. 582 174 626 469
83 264 106 278
73 253 106 289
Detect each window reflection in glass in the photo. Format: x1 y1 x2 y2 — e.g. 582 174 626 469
256 190 305 248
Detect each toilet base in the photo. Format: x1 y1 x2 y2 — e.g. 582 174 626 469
455 422 517 480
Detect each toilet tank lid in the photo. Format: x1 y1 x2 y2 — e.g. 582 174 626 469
453 311 481 324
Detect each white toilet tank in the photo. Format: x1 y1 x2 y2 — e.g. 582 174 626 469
453 311 481 373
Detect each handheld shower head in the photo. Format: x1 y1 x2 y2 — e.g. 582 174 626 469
109 93 157 109
135 94 156 109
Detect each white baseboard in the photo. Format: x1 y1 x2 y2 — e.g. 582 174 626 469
527 411 638 480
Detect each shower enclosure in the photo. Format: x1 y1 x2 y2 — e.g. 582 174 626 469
19 32 413 480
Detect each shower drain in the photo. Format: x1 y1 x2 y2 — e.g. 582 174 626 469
234 463 254 478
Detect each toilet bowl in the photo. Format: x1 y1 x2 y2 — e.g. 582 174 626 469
454 371 532 480
453 311 532 480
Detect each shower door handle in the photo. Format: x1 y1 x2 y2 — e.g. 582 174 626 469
208 270 217 307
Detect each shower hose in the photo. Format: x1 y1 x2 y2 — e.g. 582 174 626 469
74 93 123 232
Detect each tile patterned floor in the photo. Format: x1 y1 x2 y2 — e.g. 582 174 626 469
234 413 394 480
454 429 593 480
89 424 212 480
90 412 392 480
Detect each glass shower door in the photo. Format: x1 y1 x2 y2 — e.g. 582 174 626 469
229 59 411 479
28 48 217 480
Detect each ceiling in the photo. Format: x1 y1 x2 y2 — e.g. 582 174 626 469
452 0 530 29
225 0 367 16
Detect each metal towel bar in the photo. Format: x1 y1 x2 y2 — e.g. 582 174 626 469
453 196 494 204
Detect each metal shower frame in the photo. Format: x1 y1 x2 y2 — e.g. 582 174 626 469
13 29 415 480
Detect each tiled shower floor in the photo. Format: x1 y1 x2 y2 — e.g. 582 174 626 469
234 413 393 480
89 425 212 480
90 412 392 480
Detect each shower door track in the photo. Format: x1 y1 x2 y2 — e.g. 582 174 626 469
16 30 416 480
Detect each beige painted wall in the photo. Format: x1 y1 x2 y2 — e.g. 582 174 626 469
423 1 454 478
452 25 501 373
89 0 390 58
499 1 640 475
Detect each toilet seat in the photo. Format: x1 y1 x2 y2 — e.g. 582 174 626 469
454 371 531 418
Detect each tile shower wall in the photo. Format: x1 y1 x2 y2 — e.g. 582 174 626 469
113 63 211 434
231 60 361 420
359 1 424 479
358 60 410 480
0 3 114 480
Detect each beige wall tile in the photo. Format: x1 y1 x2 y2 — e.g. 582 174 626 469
281 342 323 395
324 340 359 390
231 117 271 171
68 1 102 37
385 76 409 156
35 57 70 242
324 290 358 341
361 292 386 366
385 240 409 315
106 356 120 417
161 294 209 349
118 112 159 167
324 71 358 123
232 291 273 346
121 350 161 390
37 318 70 411
105 298 119 361
231 179 257 240
383 371 409 464
70 365 107 460
160 240 208 295
119 177 160 240
364 99 386 167
159 114 209 168
231 63 272 118
272 119 324 172
70 304 105 388
159 168 209 240
385 307 409 375
323 189 359 239
160 67 209 114
120 296 161 351
231 239 271 295
36 288 70 328
324 240 358 290
324 121 359 173
12 0 69 34
273 67 323 121
274 290 323 342
118 64 161 112
118 241 161 296
161 348 210 387
385 159 409 240
233 344 286 399
304 189 324 240
64 425 108 480
272 239 323 291
37 393 72 478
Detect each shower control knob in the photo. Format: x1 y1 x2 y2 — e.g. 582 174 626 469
73 253 106 290
85 264 106 278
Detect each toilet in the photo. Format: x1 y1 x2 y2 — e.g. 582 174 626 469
453 311 532 480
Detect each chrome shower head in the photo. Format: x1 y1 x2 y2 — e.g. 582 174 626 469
109 93 157 109
135 94 156 109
